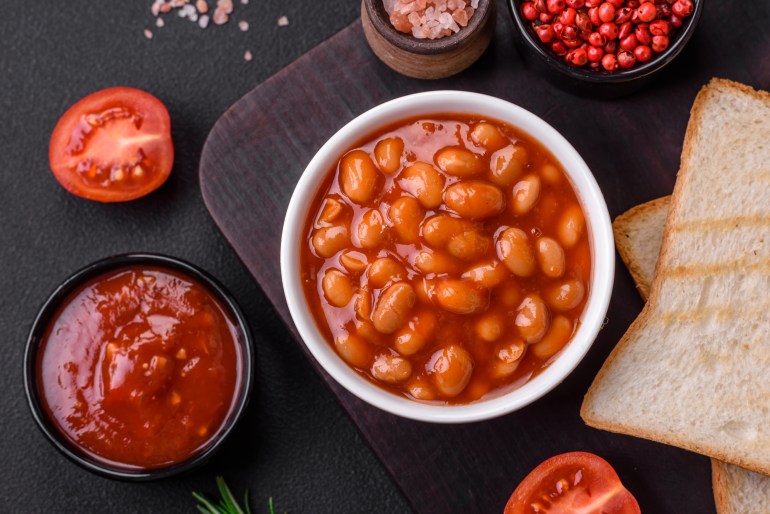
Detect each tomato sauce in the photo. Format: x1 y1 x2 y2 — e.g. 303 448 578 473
300 115 591 404
37 265 242 469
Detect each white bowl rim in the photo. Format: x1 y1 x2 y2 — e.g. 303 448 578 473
281 90 614 424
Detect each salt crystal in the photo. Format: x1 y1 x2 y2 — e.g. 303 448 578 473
213 8 229 24
388 0 477 39
196 0 209 13
278 15 289 26
217 0 234 15
144 29 154 39
241 0 248 3
156 17 165 27
243 50 253 61
238 20 249 31
198 14 210 28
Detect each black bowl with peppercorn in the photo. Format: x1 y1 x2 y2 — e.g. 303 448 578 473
507 0 703 97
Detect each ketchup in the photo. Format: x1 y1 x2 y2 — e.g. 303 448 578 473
37 265 242 469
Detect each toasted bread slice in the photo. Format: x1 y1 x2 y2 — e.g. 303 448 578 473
581 79 770 474
614 196 770 514
613 196 671 300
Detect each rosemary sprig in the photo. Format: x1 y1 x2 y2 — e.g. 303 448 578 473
193 476 282 514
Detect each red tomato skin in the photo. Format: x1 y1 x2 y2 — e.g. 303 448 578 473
49 87 174 203
504 451 641 514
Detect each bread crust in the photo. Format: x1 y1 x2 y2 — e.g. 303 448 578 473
712 461 733 514
581 78 770 475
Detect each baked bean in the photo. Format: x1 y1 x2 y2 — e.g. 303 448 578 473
512 174 541 216
422 215 473 249
399 162 445 209
489 144 528 186
312 225 349 258
491 338 526 379
340 250 368 273
374 137 404 174
469 122 508 151
414 250 460 276
544 279 585 311
339 150 381 204
435 147 482 177
389 197 424 244
461 259 510 288
334 333 372 368
319 197 344 224
536 237 566 278
355 318 383 345
413 277 436 304
497 227 536 277
540 162 562 185
444 181 505 220
394 309 438 355
355 288 372 320
428 344 474 398
447 230 493 261
557 204 586 248
372 282 416 334
530 315 573 360
515 294 551 344
371 353 413 384
475 311 505 342
406 378 437 401
368 257 406 288
321 269 354 307
435 279 490 315
357 209 387 249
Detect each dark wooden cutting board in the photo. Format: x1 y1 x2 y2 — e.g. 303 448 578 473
199 2 770 512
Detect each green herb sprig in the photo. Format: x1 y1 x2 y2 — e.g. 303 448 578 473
193 476 282 514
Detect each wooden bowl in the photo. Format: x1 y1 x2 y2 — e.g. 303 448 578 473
361 0 496 80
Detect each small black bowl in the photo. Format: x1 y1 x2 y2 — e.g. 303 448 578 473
23 253 254 481
507 0 704 97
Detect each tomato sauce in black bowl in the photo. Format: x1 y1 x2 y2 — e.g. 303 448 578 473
24 254 254 480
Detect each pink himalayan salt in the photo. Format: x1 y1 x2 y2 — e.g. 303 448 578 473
388 0 478 40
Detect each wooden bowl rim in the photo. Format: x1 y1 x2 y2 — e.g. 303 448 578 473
363 0 493 55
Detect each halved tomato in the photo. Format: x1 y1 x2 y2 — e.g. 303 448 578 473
504 452 641 514
49 87 174 202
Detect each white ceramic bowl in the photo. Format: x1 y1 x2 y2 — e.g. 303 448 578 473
281 91 614 423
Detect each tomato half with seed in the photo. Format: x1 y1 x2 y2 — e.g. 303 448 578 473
504 452 641 514
49 87 174 202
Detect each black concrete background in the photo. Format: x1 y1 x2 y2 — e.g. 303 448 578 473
0 2 410 512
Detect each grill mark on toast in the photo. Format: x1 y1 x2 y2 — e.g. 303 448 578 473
659 259 770 279
670 215 770 233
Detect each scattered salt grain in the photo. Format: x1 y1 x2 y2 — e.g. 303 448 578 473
196 0 209 13
144 29 154 39
241 0 248 4
243 50 253 61
238 20 249 31
198 14 210 28
155 17 165 27
278 15 289 27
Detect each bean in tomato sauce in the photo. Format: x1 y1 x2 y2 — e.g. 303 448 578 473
301 115 591 404
37 265 243 469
